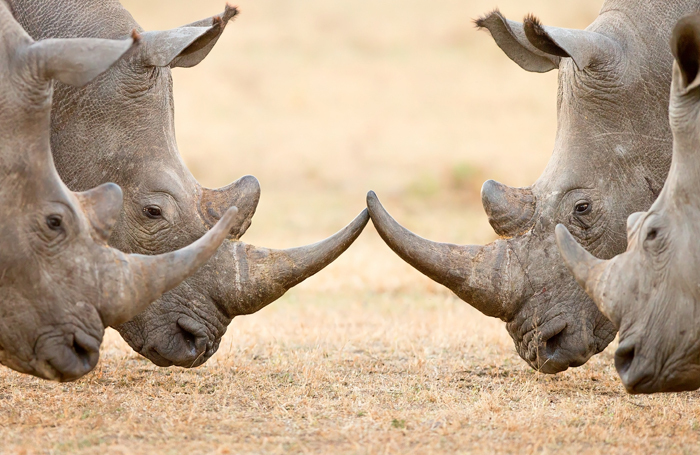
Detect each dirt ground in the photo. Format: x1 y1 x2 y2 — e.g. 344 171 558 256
3 0 700 454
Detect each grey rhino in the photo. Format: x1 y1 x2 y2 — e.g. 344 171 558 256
8 0 369 368
0 1 238 381
557 14 700 394
367 1 700 373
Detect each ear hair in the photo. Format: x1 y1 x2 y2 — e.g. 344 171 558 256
139 4 239 69
474 9 559 73
522 14 621 71
523 14 569 58
671 14 700 91
26 33 138 87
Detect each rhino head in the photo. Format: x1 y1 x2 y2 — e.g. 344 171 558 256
0 2 238 381
8 0 369 367
558 14 700 394
367 5 687 373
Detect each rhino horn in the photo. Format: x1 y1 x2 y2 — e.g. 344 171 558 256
100 206 239 326
522 14 621 71
367 191 520 320
555 224 610 316
481 180 535 237
199 175 261 240
221 209 370 314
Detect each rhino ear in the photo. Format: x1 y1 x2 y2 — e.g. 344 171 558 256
139 4 238 69
671 14 700 91
26 34 138 87
522 14 621 71
475 9 559 73
75 183 123 243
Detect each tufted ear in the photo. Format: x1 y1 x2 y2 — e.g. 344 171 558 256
475 9 559 73
476 10 622 72
139 4 238 69
671 14 700 91
26 33 138 87
522 14 621 71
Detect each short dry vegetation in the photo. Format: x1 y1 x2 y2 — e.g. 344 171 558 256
3 0 699 454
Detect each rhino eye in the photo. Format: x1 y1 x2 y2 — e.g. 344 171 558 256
646 228 658 241
574 202 591 215
143 206 162 219
46 215 62 230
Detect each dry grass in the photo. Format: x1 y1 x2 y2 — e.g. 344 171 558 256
3 0 700 453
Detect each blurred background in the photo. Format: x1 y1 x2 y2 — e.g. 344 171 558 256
119 0 603 335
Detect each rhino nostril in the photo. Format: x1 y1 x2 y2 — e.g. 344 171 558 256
69 330 100 371
71 338 90 366
175 317 208 358
177 323 197 353
177 321 207 355
614 342 636 376
543 325 567 358
39 330 101 382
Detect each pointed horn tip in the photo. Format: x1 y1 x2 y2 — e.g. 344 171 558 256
218 206 239 230
239 174 261 193
366 191 386 216
480 179 498 198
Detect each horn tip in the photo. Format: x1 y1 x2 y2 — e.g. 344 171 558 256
221 206 239 226
366 191 386 218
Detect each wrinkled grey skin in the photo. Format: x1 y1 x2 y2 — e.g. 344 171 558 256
0 2 239 381
558 14 700 394
8 0 370 368
367 1 700 373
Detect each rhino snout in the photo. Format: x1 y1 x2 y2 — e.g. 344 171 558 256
34 326 103 382
121 309 222 368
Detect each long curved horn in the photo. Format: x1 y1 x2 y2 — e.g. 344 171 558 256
555 224 610 315
100 206 239 326
366 191 522 320
218 209 370 315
